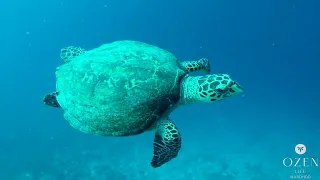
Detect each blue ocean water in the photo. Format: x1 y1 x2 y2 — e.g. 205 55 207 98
1 0 319 179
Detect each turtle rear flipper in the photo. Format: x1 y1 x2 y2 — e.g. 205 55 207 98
151 117 181 168
43 92 60 108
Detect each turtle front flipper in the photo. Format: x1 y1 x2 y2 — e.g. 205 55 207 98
60 46 86 63
151 117 181 168
181 58 211 74
43 92 60 108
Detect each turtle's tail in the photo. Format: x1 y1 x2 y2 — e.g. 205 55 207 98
43 92 61 108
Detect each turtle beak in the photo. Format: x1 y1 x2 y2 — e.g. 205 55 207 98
230 81 244 94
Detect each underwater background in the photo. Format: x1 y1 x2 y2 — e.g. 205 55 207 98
0 0 319 179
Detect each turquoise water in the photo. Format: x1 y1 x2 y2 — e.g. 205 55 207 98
1 0 319 179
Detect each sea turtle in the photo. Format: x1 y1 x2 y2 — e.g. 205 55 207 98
43 40 243 168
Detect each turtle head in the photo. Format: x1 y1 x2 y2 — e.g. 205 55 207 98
180 74 243 105
60 46 86 63
211 74 244 100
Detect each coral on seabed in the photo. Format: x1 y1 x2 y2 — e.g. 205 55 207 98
12 144 290 180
